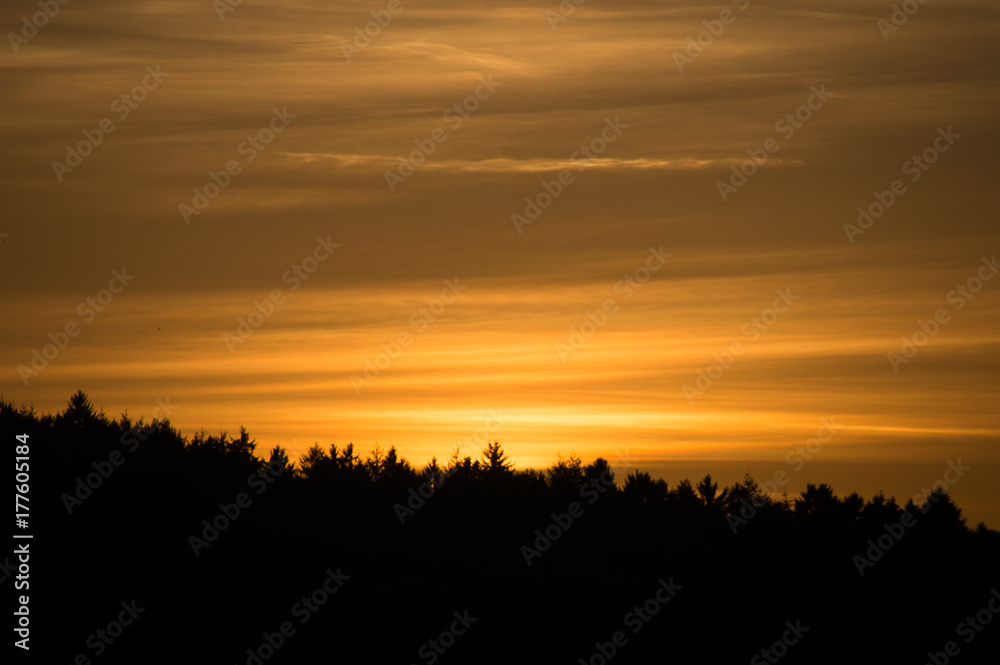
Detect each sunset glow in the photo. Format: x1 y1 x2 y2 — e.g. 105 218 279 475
3 0 999 525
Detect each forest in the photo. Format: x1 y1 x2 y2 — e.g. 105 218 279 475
3 391 999 664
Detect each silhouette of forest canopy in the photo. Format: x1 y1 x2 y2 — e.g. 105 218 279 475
4 392 999 665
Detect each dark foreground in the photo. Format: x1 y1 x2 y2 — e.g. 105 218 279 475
4 393 999 664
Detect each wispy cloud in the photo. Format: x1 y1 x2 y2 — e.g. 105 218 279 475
281 153 800 172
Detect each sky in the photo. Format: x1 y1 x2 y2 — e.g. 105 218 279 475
2 1 999 523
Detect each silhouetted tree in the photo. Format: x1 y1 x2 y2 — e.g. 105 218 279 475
380 446 417 487
724 472 771 515
696 474 727 510
339 443 362 470
297 443 331 481
65 390 94 420
919 489 967 535
583 457 616 490
265 444 295 478
445 448 481 486
481 441 514 477
623 471 668 505
673 478 700 505
365 444 386 480
547 453 584 492
795 483 838 519
860 491 901 528
421 457 446 492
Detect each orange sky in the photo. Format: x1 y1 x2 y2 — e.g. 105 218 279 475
2 1 999 523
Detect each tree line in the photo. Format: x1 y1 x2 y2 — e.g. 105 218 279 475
2 391 998 665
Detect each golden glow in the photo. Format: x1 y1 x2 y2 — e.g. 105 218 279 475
2 0 999 524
